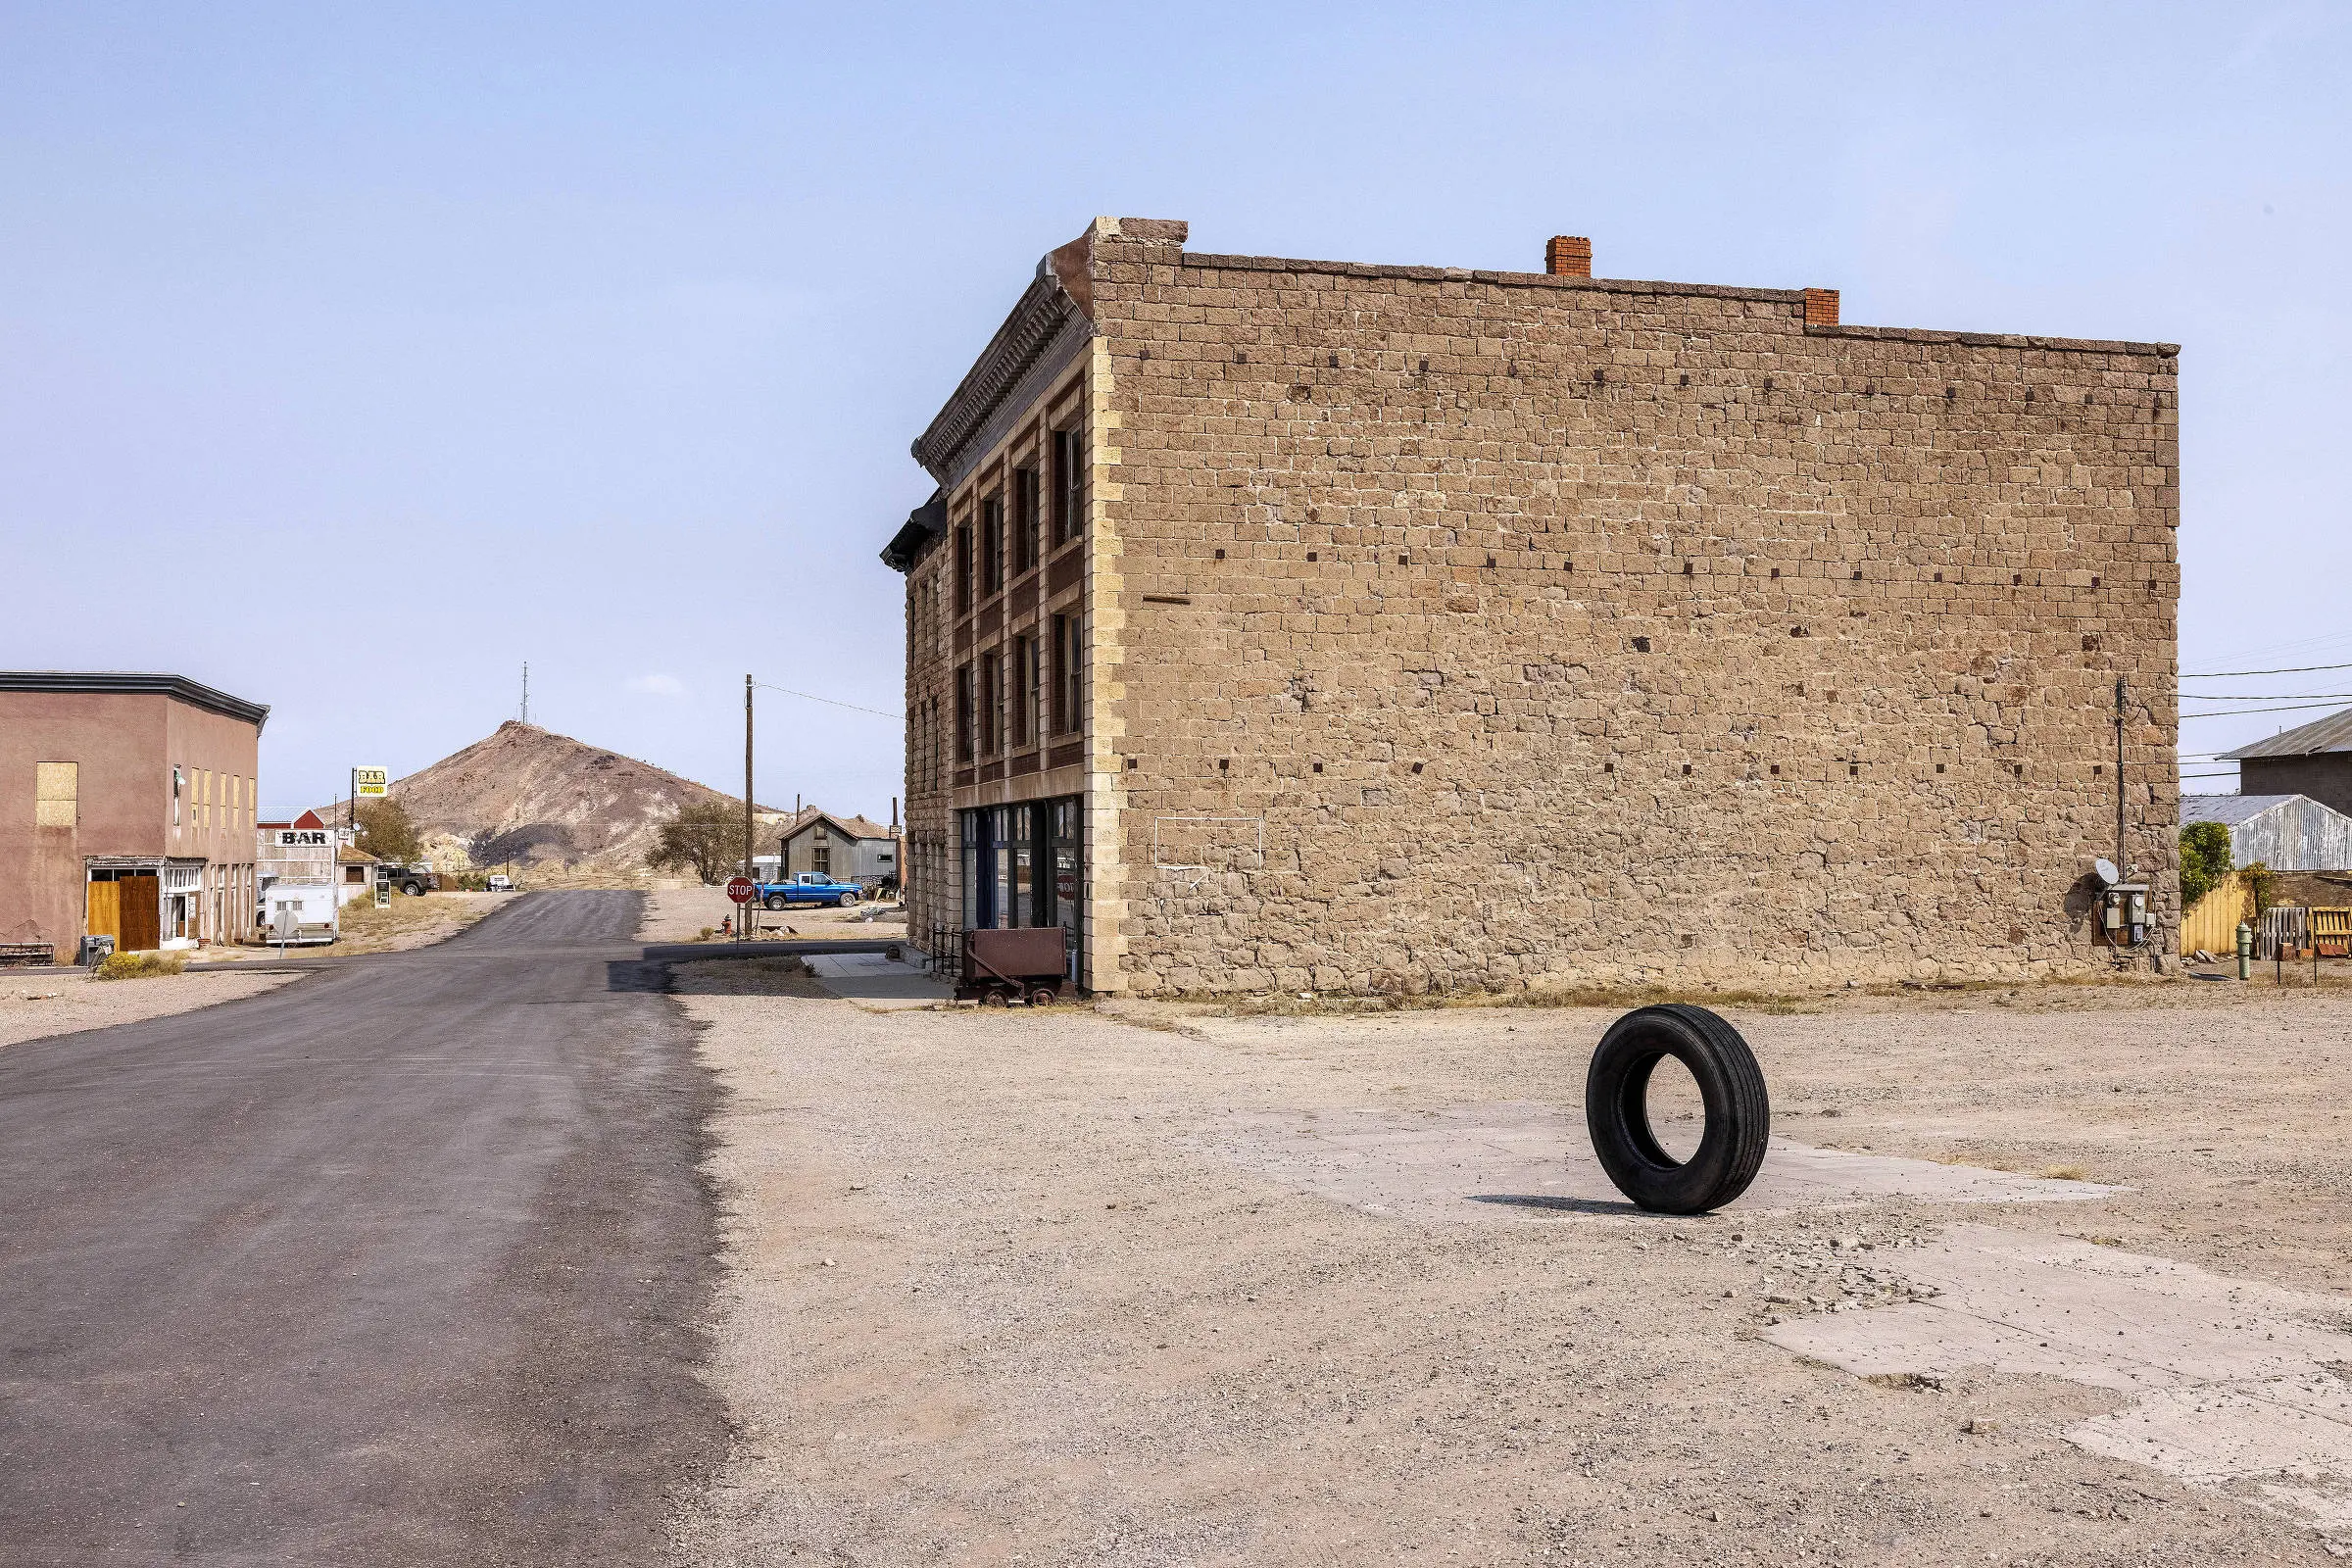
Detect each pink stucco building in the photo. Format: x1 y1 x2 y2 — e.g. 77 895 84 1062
0 672 269 958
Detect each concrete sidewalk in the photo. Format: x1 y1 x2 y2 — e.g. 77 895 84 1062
803 951 953 1008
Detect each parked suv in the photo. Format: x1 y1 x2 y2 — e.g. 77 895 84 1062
486 874 514 893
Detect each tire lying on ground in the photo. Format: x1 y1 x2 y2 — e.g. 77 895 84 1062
1585 1003 1771 1214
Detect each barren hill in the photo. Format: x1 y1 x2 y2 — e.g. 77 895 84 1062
337 721 755 870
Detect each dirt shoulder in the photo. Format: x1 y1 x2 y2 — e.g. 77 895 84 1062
0 969 295 1052
671 979 2351 1566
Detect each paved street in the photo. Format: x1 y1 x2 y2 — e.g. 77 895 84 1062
0 892 724 1566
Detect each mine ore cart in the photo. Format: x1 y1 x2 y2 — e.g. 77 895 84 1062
958 926 1069 1006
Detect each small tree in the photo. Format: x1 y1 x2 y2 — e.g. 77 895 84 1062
2244 859 2278 918
2179 821 2233 907
649 799 746 885
355 797 422 864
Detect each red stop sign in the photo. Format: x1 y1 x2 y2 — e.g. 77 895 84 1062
725 876 756 905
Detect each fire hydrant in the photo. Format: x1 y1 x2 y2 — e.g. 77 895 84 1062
2236 920 2255 981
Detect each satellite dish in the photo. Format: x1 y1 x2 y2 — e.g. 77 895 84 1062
2093 858 2121 887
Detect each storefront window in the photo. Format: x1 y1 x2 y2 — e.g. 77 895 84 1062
1007 805 1033 928
956 798 1083 980
961 810 985 928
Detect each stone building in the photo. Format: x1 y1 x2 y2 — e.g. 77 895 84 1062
884 220 2181 996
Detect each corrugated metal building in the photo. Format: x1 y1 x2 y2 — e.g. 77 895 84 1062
2180 793 2352 872
2223 706 2352 821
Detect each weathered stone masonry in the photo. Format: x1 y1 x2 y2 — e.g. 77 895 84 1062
891 218 2180 995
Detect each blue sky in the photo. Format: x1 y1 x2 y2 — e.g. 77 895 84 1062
1 2 2343 814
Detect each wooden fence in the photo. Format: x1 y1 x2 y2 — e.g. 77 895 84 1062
2180 871 2255 957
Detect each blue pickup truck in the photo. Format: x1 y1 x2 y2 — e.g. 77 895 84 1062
755 872 864 910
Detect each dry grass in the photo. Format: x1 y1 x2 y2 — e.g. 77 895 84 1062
325 891 497 955
91 952 187 982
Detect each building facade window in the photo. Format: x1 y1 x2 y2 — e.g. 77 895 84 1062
955 524 972 613
979 655 1001 756
1009 635 1034 749
1052 613 1083 735
33 761 76 828
980 495 1004 596
1012 466 1040 574
1053 428 1084 545
956 665 974 762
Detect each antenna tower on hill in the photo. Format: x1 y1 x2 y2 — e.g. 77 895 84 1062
520 662 529 725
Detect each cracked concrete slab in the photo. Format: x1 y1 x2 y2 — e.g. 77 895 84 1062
1767 1223 2352 1533
1197 1101 2115 1222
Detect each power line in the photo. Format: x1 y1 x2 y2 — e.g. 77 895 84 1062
2180 700 2352 719
2174 691 2352 702
751 680 904 721
2182 661 2352 678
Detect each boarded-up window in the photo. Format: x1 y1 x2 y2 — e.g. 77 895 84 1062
35 761 77 827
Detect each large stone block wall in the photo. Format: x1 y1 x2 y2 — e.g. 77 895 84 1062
1085 238 2180 995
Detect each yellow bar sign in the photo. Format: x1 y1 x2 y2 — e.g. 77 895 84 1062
353 766 389 799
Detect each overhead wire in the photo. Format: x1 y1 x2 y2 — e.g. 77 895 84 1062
751 680 904 721
2180 700 2352 718
2182 660 2352 678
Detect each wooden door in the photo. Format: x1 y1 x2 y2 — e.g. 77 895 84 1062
120 875 161 952
85 880 122 945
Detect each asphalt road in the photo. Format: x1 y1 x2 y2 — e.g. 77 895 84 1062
0 891 725 1566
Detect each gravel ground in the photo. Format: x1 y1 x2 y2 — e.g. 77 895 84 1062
0 969 294 1052
641 885 906 944
668 975 2352 1566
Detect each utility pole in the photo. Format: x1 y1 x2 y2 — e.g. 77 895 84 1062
743 672 753 883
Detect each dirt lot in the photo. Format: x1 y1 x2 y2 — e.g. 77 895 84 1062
641 884 906 944
669 971 2352 1566
0 968 293 1052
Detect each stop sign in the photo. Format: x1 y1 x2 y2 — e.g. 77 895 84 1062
725 875 756 905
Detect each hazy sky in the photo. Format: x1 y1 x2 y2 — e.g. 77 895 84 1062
2 2 2343 815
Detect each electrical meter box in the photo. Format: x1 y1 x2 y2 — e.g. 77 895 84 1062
2100 883 2151 947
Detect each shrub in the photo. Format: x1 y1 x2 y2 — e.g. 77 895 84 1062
93 952 187 981
2179 821 2234 907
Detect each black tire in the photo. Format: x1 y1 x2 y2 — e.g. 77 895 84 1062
1585 1004 1771 1214
401 881 423 897
764 895 786 911
840 890 860 906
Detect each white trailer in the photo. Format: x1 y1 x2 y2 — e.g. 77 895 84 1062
259 881 340 947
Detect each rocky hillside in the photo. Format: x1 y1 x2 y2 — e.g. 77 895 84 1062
333 721 756 871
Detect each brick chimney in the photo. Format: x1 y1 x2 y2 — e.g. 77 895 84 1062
1545 235 1592 278
1803 287 1839 326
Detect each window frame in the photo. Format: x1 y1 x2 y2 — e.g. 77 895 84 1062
980 494 1004 597
1053 428 1085 546
1012 466 1040 575
955 664 974 763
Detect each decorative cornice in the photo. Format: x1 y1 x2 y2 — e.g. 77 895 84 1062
910 257 1093 488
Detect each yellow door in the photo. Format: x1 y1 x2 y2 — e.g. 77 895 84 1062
86 880 122 945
